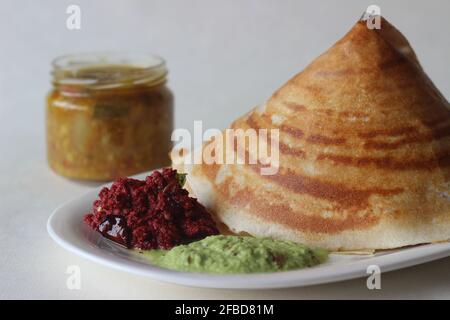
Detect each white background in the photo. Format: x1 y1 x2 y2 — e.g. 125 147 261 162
1 0 449 299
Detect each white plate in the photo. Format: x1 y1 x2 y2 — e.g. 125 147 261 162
47 173 450 289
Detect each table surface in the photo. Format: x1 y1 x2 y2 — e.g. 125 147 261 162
1 0 450 299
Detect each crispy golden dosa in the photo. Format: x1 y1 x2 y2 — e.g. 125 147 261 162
172 17 450 250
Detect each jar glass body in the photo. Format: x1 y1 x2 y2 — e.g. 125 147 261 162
46 54 174 181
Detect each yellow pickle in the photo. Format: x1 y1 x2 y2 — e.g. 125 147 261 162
46 53 174 181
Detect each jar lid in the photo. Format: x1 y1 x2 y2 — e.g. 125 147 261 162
52 52 167 90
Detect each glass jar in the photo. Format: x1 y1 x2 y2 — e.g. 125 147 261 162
46 52 174 181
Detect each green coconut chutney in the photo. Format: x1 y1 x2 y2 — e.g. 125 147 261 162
141 235 328 274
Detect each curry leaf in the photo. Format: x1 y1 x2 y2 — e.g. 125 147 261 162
176 173 187 188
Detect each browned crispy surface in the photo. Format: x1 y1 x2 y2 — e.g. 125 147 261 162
174 17 450 249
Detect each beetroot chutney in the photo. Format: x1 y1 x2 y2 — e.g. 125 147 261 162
84 168 219 249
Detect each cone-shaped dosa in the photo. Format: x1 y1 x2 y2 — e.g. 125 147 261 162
173 16 450 250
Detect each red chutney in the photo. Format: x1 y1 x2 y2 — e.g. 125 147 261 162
84 168 219 249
